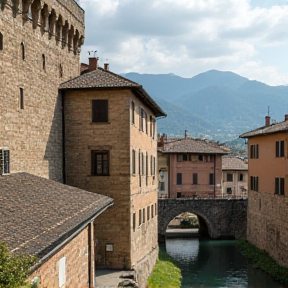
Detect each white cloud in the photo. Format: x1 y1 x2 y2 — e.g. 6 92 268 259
80 0 288 85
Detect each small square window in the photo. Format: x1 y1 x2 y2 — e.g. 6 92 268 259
91 151 109 176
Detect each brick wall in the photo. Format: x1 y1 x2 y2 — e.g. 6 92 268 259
64 88 159 278
0 0 84 181
30 227 90 288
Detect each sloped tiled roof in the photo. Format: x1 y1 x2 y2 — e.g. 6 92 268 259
158 138 228 154
0 173 113 258
240 121 288 138
222 156 248 171
59 67 166 117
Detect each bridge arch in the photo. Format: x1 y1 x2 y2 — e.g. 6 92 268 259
158 198 248 241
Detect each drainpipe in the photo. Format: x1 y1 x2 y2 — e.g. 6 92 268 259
214 154 216 198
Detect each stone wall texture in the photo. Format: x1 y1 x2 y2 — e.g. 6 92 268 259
248 190 288 267
30 227 90 288
158 198 247 239
64 88 159 275
0 0 84 182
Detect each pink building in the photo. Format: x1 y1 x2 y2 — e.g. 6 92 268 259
158 136 228 198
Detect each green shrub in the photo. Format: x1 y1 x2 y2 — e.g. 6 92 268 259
147 249 181 288
0 241 36 288
237 239 288 285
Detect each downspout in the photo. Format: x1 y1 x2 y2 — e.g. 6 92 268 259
61 91 66 184
214 154 216 198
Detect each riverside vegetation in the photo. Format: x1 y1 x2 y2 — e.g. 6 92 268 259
147 248 181 288
237 239 288 286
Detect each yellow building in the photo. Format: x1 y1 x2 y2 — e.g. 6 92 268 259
240 115 288 267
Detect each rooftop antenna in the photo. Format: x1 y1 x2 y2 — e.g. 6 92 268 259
268 106 270 116
88 50 97 57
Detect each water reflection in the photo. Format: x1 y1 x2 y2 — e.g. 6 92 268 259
164 238 286 288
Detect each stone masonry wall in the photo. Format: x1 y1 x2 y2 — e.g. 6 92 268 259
158 199 247 239
0 0 84 181
64 87 159 278
29 227 90 288
248 190 288 267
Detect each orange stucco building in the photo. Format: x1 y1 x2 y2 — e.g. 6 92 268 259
240 115 288 267
157 135 227 198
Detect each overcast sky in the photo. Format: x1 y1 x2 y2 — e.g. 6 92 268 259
79 0 288 86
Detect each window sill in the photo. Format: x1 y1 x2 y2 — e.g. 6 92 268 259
88 174 110 177
90 122 110 124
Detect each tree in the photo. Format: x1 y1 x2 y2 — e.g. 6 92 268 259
0 241 36 288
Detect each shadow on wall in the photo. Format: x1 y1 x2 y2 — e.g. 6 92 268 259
44 93 63 183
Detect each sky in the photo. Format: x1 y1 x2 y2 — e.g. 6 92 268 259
79 0 288 86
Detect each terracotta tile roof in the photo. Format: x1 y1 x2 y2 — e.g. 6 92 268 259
240 120 288 138
158 138 228 154
222 156 248 170
0 173 113 258
59 67 166 117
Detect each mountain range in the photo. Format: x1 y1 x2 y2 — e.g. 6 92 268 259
124 70 288 142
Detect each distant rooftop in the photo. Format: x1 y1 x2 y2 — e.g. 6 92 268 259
222 155 248 171
158 137 228 154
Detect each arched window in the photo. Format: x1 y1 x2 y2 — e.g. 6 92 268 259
0 33 3 50
42 54 45 70
20 42 25 60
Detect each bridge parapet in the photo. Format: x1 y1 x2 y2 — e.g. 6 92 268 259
158 198 247 240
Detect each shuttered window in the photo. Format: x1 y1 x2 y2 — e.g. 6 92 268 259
92 100 108 122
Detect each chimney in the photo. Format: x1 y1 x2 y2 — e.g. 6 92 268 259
185 130 188 138
104 63 109 71
88 57 98 71
285 115 288 121
157 134 165 147
265 116 270 127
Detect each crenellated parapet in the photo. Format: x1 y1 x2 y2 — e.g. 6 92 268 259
0 0 85 54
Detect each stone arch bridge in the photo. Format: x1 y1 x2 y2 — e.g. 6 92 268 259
158 198 247 241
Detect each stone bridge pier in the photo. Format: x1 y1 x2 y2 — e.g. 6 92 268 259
158 198 247 241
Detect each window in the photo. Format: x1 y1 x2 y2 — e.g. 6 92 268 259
227 187 232 194
147 206 150 221
146 152 148 185
132 149 136 174
276 141 284 157
92 100 108 122
177 173 182 185
159 182 165 191
193 173 198 185
139 150 141 187
20 42 25 60
91 151 109 176
145 111 148 134
42 54 46 70
198 155 203 161
143 208 145 223
250 176 259 192
140 107 144 131
155 203 157 215
209 173 214 185
0 150 10 175
177 192 182 198
250 144 259 159
58 257 66 288
139 209 142 226
19 88 24 109
131 101 135 124
227 173 233 182
0 32 3 50
133 212 136 231
275 177 284 195
59 64 63 78
177 154 188 162
142 152 144 176
151 204 154 218
239 173 244 181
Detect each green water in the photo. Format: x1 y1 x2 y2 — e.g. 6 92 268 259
164 238 287 288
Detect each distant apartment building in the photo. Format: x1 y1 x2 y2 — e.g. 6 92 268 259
59 58 166 285
157 135 227 198
240 115 288 267
222 155 248 198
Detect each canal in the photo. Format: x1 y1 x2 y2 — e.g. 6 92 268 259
164 238 287 288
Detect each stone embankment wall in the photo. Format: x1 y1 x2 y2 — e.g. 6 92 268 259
158 198 248 240
248 190 288 267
